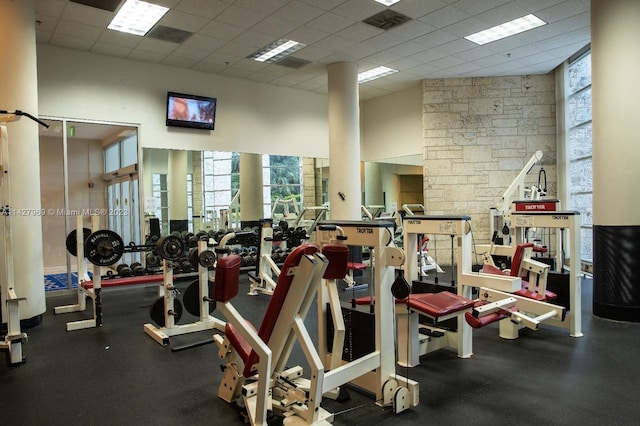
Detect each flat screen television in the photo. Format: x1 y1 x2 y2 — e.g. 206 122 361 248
166 92 217 130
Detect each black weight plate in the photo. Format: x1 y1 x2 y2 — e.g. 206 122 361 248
182 280 216 317
149 297 183 327
156 235 185 261
188 248 199 269
198 250 216 268
65 228 91 257
84 230 124 266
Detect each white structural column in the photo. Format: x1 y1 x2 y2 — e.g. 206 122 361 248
327 62 361 220
0 0 46 321
167 149 188 231
591 0 640 321
239 152 264 224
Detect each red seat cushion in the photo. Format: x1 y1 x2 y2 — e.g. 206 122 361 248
212 255 242 302
355 292 474 319
347 262 367 271
322 244 349 280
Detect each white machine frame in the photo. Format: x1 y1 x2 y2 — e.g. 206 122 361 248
248 222 281 296
401 215 476 365
508 210 583 338
0 122 28 364
316 220 418 413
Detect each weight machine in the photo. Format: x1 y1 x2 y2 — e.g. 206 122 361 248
315 221 419 414
0 110 49 364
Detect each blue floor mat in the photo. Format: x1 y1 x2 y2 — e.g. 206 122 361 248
44 272 92 292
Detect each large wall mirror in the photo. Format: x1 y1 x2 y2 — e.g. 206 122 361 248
141 149 423 238
39 119 139 290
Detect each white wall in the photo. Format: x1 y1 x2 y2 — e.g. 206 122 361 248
360 84 423 162
36 44 329 158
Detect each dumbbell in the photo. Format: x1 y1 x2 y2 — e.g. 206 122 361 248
130 262 145 276
146 252 160 268
117 263 133 277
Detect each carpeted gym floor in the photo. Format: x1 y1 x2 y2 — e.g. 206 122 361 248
1 274 639 426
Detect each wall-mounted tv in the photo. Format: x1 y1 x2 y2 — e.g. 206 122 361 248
166 92 217 130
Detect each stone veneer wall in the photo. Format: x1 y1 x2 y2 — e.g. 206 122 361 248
422 75 557 248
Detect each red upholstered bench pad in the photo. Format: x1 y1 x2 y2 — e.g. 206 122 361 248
406 292 474 318
242 244 319 378
355 292 474 319
225 321 258 364
347 262 367 271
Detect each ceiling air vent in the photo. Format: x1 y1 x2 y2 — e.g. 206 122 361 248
363 9 411 30
147 26 193 44
274 56 311 69
70 0 121 12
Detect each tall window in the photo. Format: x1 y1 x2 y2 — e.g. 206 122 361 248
263 155 302 218
152 173 193 234
567 51 593 262
200 152 302 224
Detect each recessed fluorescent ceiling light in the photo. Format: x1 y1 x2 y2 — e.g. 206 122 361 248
358 66 398 83
464 14 546 45
108 0 169 36
374 0 401 6
247 39 306 63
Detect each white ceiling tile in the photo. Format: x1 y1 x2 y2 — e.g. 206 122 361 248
273 2 326 24
216 5 268 28
418 5 471 28
412 30 457 50
313 34 355 51
202 52 243 67
55 19 104 40
513 0 569 13
91 43 131 58
391 0 449 19
137 38 179 55
162 55 200 68
234 0 291 14
257 64 296 77
160 10 211 33
128 50 166 63
175 0 230 19
336 22 384 42
536 0 589 23
199 20 246 41
35 0 65 17
231 59 271 72
50 33 94 50
295 45 336 61
62 1 113 27
299 0 347 10
387 19 437 42
429 55 465 69
452 0 511 16
35 14 58 32
219 67 260 78
434 38 476 55
474 3 530 26
336 42 380 60
245 73 279 83
443 16 495 37
184 34 226 51
442 61 482 75
193 62 227 73
390 40 430 57
215 40 259 57
331 0 385 21
285 26 331 45
360 49 403 66
362 31 406 50
234 30 277 48
307 12 356 33
250 16 302 38
98 30 143 48
412 47 448 63
387 56 423 71
171 45 211 61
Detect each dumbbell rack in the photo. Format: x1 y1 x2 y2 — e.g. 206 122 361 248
144 239 225 347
